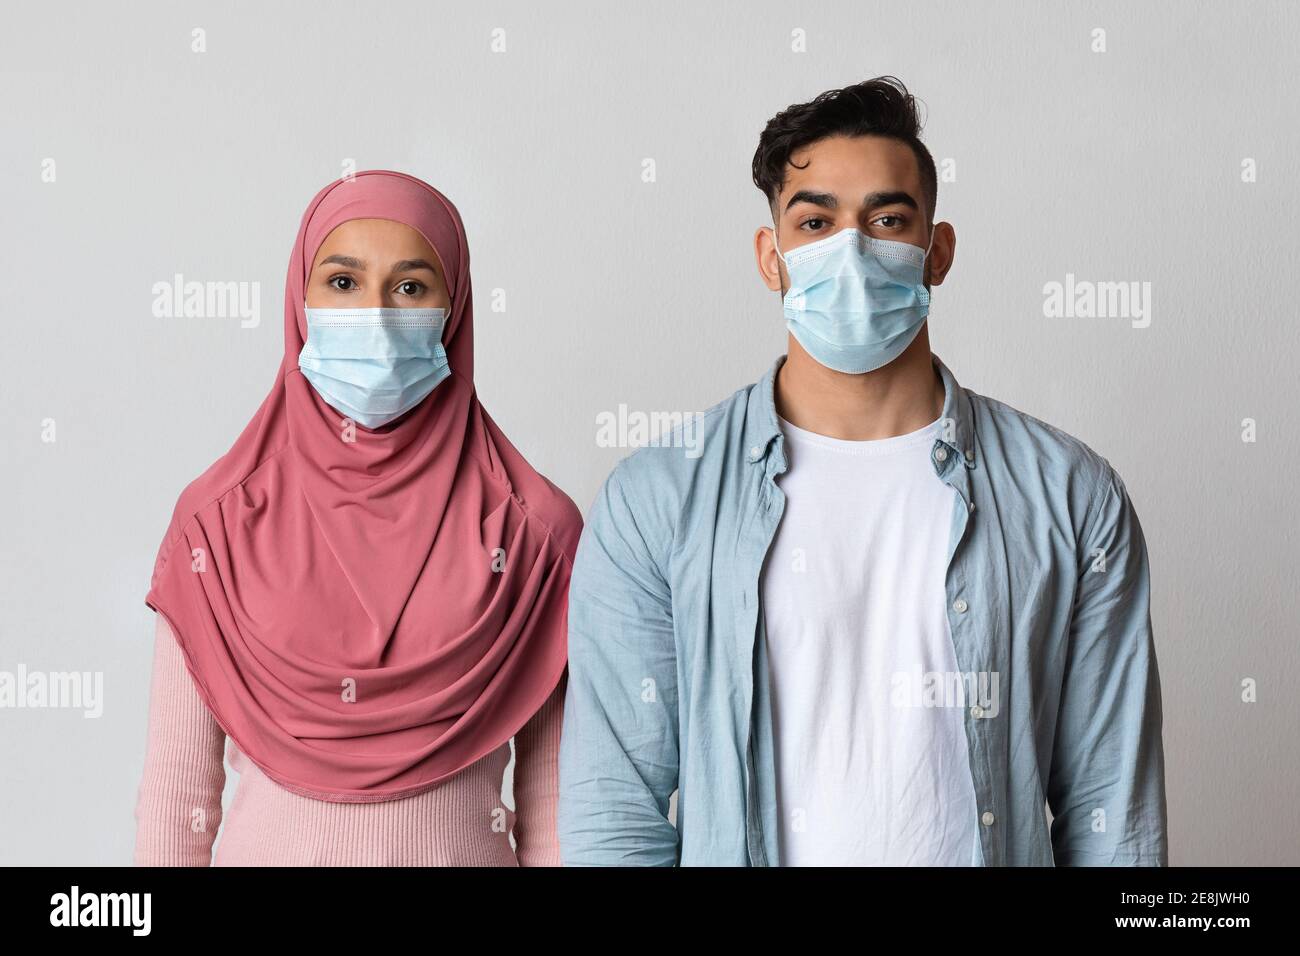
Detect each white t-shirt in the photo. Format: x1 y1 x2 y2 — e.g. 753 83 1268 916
761 414 980 866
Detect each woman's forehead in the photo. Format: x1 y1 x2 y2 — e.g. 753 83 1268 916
313 218 439 258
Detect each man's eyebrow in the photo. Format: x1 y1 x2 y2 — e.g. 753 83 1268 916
862 190 919 212
391 258 438 274
784 190 838 212
317 254 365 269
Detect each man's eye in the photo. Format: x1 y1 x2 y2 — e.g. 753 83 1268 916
801 218 828 231
329 276 356 291
397 281 424 296
875 215 901 228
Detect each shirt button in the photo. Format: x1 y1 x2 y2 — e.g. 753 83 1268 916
981 811 996 827
934 447 948 462
953 598 968 613
749 445 761 460
964 449 975 461
968 500 976 513
970 705 984 718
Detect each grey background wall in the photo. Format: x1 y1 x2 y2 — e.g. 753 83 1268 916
1 0 1296 864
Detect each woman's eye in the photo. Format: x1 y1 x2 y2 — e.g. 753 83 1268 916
329 275 356 291
397 281 425 296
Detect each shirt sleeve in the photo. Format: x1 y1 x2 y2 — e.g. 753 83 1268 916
133 614 227 866
558 461 681 866
510 672 566 867
1047 462 1169 865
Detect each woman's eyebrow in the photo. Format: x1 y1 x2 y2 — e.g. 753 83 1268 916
318 254 365 269
391 258 438 274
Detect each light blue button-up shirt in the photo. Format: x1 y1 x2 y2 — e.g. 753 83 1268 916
558 353 1168 866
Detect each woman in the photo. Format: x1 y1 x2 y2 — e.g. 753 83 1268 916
134 170 581 865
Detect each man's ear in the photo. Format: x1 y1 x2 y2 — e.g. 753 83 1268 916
754 224 784 293
925 221 956 288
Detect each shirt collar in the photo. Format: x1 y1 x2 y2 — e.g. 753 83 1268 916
743 352 977 472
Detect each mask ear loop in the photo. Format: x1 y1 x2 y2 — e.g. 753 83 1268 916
772 226 790 300
772 225 786 264
918 223 937 305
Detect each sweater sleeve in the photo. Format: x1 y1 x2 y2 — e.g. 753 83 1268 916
511 671 567 867
133 614 227 866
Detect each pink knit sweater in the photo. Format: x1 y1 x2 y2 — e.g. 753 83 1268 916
134 615 565 866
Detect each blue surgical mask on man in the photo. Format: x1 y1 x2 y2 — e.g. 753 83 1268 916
298 307 451 429
774 226 934 374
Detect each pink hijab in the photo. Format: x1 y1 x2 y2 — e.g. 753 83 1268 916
146 170 582 802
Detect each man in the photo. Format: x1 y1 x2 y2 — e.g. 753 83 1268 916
558 76 1167 866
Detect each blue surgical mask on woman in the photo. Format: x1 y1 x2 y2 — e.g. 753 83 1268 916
774 226 934 374
297 307 451 428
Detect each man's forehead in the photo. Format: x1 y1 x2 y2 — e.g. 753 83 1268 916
780 135 921 202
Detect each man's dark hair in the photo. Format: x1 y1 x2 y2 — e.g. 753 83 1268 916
752 76 937 225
